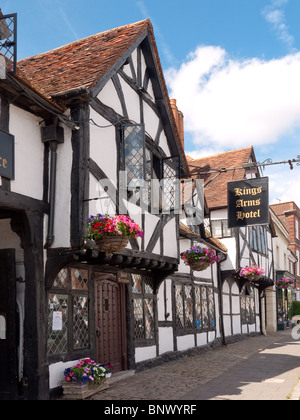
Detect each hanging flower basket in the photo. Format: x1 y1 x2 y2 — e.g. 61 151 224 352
63 358 113 400
239 266 265 282
95 236 129 253
276 278 294 289
180 247 220 272
84 214 143 254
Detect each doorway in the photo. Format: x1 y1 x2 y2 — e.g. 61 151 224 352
94 273 127 372
0 249 18 400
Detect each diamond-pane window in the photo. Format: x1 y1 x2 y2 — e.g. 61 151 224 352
73 296 89 349
123 124 145 187
71 268 88 290
47 267 90 356
144 299 154 339
131 274 156 342
0 13 17 74
134 299 144 339
53 268 68 288
132 274 143 294
174 283 216 334
47 294 68 355
162 156 180 212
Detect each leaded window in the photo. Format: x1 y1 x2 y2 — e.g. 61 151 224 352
131 274 156 342
123 124 146 188
121 123 180 212
47 267 90 357
162 156 180 212
175 281 216 334
241 285 256 325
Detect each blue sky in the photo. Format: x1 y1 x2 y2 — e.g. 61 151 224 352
2 0 300 205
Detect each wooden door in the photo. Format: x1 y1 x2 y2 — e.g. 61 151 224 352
0 249 17 400
94 273 127 372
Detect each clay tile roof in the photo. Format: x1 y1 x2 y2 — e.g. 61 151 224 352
187 146 255 210
179 222 227 254
18 20 151 99
17 19 188 172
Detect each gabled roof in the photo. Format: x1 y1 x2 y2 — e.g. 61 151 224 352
187 146 255 210
18 20 150 99
17 19 188 172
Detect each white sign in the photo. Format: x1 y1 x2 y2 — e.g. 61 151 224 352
52 311 63 331
0 314 6 339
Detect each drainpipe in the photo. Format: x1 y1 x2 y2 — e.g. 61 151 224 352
217 252 227 346
41 122 64 248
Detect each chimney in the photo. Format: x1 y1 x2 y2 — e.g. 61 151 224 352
170 99 184 151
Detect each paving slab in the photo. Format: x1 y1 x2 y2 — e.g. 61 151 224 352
90 330 300 401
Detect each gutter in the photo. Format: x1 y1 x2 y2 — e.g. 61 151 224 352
41 122 64 248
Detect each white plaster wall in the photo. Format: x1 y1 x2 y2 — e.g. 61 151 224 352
232 315 241 334
52 126 72 248
144 213 160 251
197 333 207 347
135 346 156 363
158 131 170 156
157 279 172 322
163 218 178 258
143 101 160 142
97 79 123 116
177 334 195 352
9 105 44 200
119 77 141 124
224 315 232 337
158 327 174 355
89 107 118 184
49 359 78 389
179 238 192 274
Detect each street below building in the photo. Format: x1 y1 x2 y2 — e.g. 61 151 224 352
91 330 300 401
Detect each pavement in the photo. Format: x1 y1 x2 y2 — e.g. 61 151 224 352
90 330 300 401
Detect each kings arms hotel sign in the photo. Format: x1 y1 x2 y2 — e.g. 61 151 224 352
228 177 269 228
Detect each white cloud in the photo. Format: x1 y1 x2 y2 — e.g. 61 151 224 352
166 47 300 149
166 44 300 206
262 0 296 53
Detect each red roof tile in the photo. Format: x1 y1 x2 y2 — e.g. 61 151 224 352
18 20 151 99
16 19 188 172
187 146 255 209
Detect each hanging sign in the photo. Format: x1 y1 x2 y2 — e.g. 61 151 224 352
227 177 269 228
0 130 14 179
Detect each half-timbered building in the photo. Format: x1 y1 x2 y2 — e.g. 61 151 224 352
187 147 275 343
0 19 194 399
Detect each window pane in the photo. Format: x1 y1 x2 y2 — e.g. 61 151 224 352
53 268 68 288
73 296 89 350
175 285 184 330
47 294 68 355
211 220 222 238
0 313 6 340
195 286 202 329
162 156 180 212
71 268 88 290
144 299 155 340
144 277 154 294
133 298 145 339
208 288 216 328
222 220 232 238
184 286 193 329
124 124 145 187
132 274 143 294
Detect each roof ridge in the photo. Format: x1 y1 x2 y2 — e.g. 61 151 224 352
187 145 254 162
18 19 151 62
